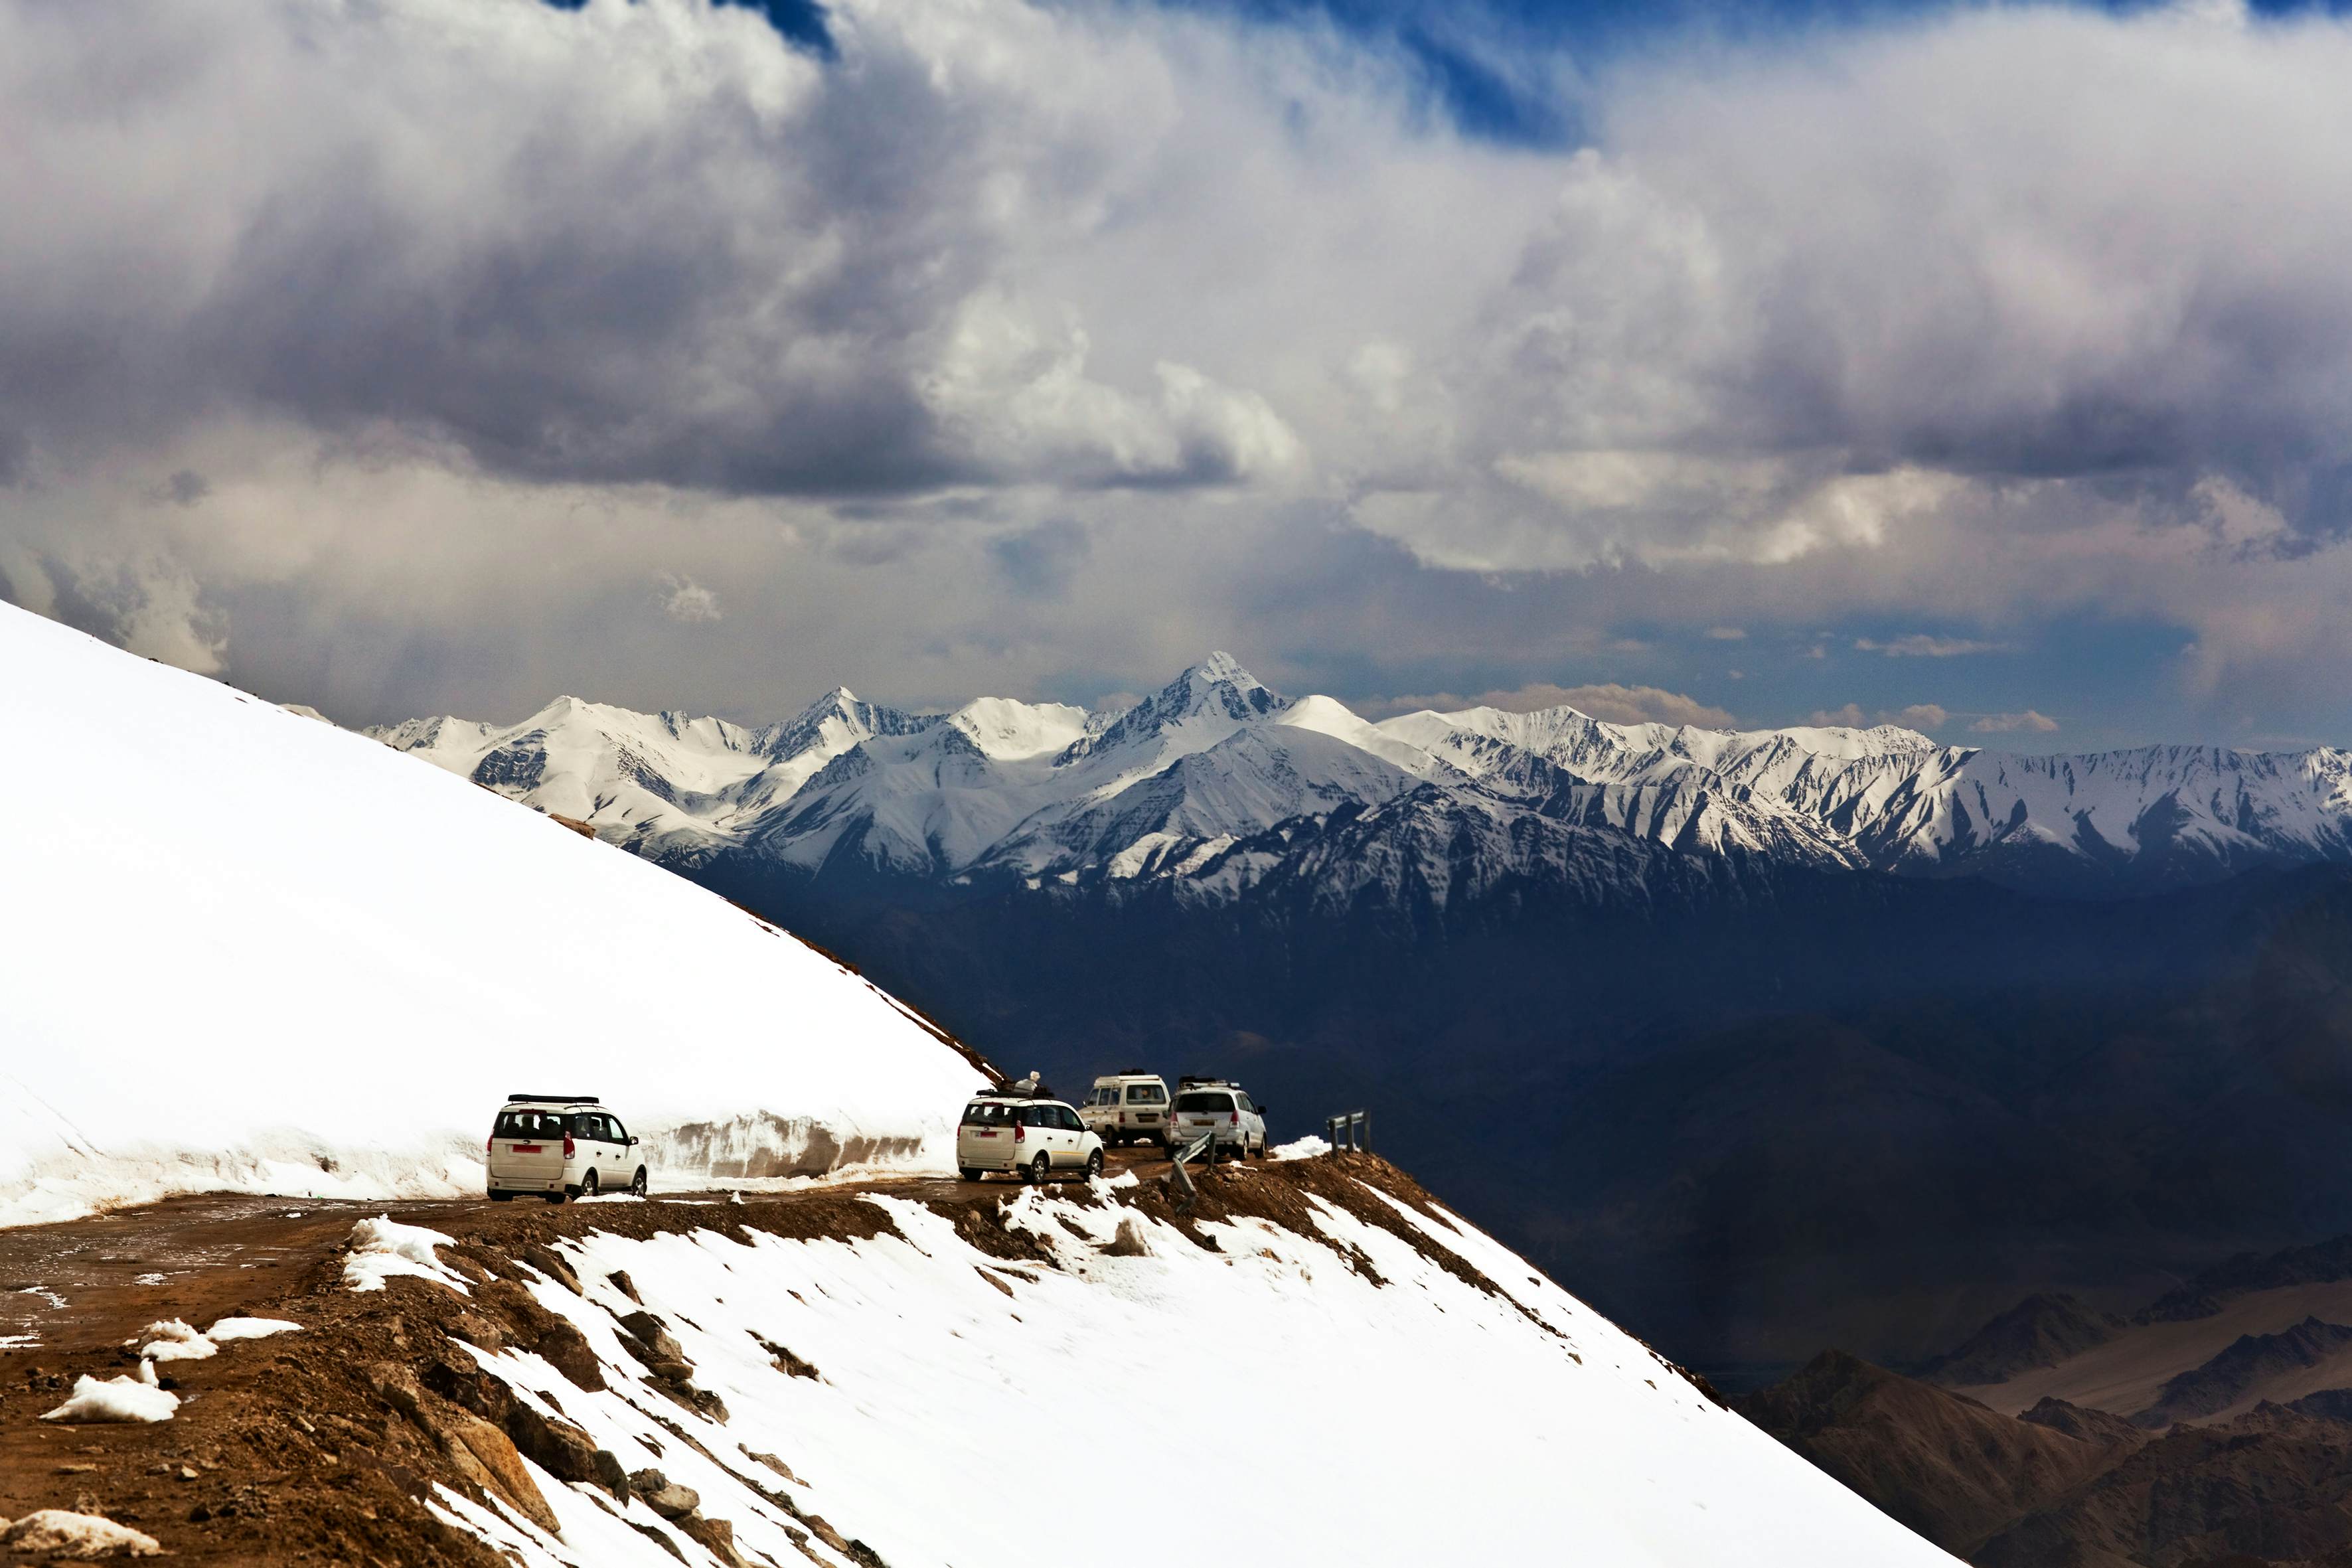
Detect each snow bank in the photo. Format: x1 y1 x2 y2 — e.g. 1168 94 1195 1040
205 1315 303 1341
0 603 990 1227
1271 1133 1331 1158
430 1180 1958 1568
0 1510 163 1558
343 1216 469 1293
133 1319 216 1362
40 1374 180 1425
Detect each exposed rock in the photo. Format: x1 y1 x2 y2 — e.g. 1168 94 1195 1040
608 1269 643 1303
627 1468 702 1521
2019 1397 2149 1454
675 1512 753 1567
618 1310 688 1366
520 1243 583 1295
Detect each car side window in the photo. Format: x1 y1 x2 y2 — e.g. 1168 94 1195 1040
1127 1085 1164 1104
1238 1095 1255 1113
1065 1107 1083 1131
608 1116 629 1143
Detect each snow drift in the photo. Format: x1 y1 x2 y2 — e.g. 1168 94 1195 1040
0 603 989 1226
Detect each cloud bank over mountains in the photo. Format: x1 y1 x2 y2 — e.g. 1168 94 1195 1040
3 0 2351 744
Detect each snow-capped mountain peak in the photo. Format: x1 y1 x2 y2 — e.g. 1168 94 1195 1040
371 661 2352 905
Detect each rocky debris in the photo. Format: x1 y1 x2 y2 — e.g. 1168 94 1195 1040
1918 1293 2126 1387
477 1279 604 1391
628 1468 701 1520
520 1244 582 1296
742 1449 804 1486
607 1269 643 1304
368 1363 559 1535
1103 1215 1154 1257
615 1309 729 1421
752 1334 821 1380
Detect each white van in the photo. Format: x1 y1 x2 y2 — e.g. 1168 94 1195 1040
1079 1072 1172 1147
957 1094 1105 1184
1170 1079 1268 1161
486 1095 647 1202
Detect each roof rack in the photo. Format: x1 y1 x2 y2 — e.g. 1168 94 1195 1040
507 1092 600 1104
1176 1075 1232 1089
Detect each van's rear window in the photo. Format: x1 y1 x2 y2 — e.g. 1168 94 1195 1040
1125 1085 1167 1104
494 1110 568 1138
1176 1092 1234 1113
961 1102 1017 1126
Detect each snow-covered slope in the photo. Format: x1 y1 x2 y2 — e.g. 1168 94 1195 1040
373 654 2352 903
0 603 990 1226
396 1164 1958 1567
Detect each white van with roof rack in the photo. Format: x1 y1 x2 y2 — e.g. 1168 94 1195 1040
486 1094 647 1202
1170 1077 1269 1161
1079 1071 1172 1147
957 1091 1105 1184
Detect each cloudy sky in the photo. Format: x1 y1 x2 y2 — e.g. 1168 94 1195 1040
7 0 2352 747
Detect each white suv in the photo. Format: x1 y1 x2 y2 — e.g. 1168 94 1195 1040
957 1095 1105 1184
486 1095 647 1202
1170 1079 1268 1161
1079 1073 1172 1148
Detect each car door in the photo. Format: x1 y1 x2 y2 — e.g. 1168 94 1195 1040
1056 1105 1082 1166
608 1114 633 1184
596 1115 621 1184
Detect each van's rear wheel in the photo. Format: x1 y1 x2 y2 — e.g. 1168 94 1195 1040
1024 1154 1050 1186
543 1192 566 1205
630 1166 648 1196
959 1167 983 1182
581 1170 599 1198
489 1192 514 1203
1085 1149 1104 1180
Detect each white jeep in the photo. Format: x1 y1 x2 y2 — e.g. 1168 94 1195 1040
486 1095 647 1202
957 1094 1105 1184
1079 1072 1172 1148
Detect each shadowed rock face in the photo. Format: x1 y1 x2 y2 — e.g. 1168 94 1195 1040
1735 1351 2121 1556
1924 1294 2127 1387
1976 1407 2352 1568
2132 1319 2352 1429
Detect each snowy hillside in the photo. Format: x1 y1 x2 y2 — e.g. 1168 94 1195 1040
376 653 2352 902
0 603 990 1227
378 1162 1959 1567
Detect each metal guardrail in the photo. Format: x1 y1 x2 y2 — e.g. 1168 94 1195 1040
1166 1130 1215 1211
1324 1109 1370 1153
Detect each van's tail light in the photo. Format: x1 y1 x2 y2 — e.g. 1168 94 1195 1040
562 1135 577 1159
1229 1111 1240 1126
1014 1123 1026 1144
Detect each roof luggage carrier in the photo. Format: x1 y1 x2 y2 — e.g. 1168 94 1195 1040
1176 1075 1233 1089
507 1093 600 1104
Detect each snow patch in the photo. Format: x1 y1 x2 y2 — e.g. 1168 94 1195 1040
1271 1135 1330 1160
343 1215 470 1294
40 1374 179 1425
133 1319 216 1362
0 1510 163 1558
205 1315 303 1341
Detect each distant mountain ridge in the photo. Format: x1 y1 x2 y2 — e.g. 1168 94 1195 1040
370 654 2352 903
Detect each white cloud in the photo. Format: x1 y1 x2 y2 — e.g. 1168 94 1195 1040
1886 704 1949 731
1377 682 1735 728
1970 710 2061 734
658 574 722 623
1808 704 1867 728
1853 635 2011 658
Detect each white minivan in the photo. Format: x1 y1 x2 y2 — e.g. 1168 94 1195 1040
486 1095 647 1202
957 1095 1105 1184
1170 1079 1269 1161
1079 1073 1172 1147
